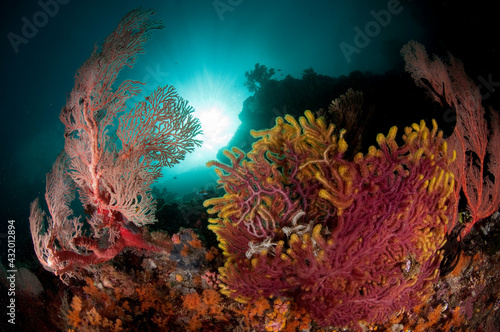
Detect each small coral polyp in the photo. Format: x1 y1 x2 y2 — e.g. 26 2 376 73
204 110 456 328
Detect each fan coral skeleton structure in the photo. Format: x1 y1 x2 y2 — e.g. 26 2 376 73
204 110 456 328
30 9 202 279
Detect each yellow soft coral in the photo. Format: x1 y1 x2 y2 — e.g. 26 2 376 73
205 111 456 329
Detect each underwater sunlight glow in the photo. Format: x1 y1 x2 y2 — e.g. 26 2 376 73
159 63 246 178
196 106 232 151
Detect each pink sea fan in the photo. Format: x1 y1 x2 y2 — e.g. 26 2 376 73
30 9 202 280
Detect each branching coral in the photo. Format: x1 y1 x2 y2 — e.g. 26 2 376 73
204 110 456 329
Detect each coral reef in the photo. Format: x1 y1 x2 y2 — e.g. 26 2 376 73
18 6 500 330
59 229 217 331
57 228 314 332
8 217 500 331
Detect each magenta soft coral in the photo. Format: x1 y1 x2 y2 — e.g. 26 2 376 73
29 9 202 280
205 111 456 329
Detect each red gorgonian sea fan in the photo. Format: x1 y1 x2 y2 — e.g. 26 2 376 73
30 8 202 280
401 40 500 239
